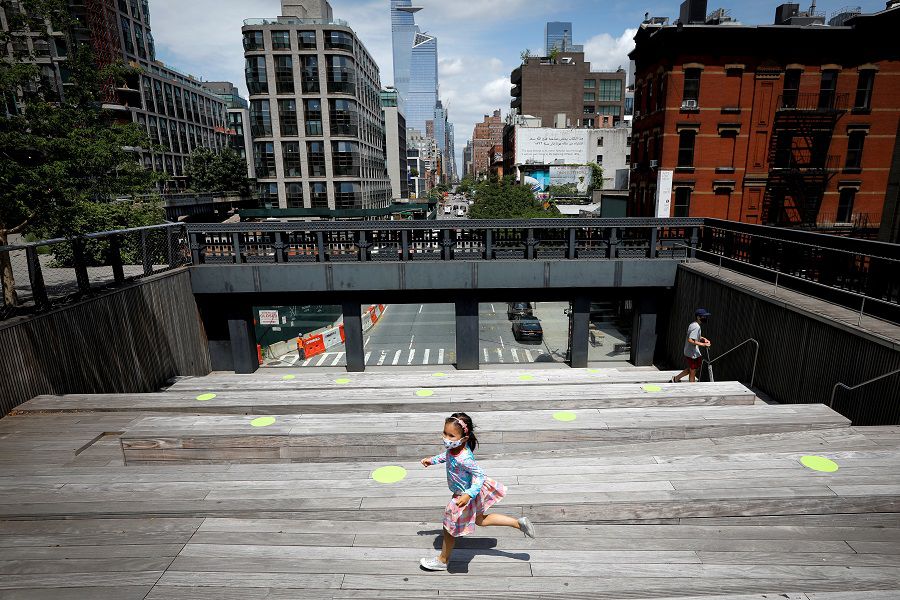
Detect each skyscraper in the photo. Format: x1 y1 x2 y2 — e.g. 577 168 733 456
391 0 438 133
545 21 583 54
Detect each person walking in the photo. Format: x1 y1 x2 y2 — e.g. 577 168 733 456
418 412 536 571
672 308 712 383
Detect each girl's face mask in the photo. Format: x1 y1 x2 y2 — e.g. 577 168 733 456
443 437 465 450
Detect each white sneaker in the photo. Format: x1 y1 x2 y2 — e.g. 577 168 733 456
419 557 448 571
518 517 537 539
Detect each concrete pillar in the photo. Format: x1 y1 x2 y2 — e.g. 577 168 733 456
569 296 591 368
228 314 259 375
455 299 479 370
631 295 659 367
342 302 365 372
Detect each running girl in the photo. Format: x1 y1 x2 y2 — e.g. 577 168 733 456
419 412 536 571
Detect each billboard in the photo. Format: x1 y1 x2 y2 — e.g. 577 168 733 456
550 166 593 195
515 128 590 165
522 168 550 192
655 170 674 218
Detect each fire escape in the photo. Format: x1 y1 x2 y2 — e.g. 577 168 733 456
762 91 848 227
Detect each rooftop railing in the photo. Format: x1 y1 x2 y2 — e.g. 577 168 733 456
243 18 350 27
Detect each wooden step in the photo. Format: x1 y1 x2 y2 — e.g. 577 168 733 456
119 404 850 465
17 382 756 415
164 366 676 393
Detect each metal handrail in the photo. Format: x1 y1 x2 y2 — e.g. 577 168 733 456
829 367 900 409
701 338 760 388
0 222 183 253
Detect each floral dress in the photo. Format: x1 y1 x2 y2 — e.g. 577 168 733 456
431 447 507 537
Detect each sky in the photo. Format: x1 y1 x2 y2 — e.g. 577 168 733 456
151 0 887 175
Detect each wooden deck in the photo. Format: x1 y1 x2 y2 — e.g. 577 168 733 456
1 367 899 598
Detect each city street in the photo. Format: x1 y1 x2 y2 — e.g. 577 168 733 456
266 300 631 368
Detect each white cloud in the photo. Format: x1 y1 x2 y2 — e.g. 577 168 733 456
439 57 466 77
583 28 638 73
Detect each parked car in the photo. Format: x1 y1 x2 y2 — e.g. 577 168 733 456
456 208 466 217
512 318 543 343
444 205 452 214
507 302 534 320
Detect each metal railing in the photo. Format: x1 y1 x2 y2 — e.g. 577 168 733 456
829 367 900 409
185 219 703 265
701 338 760 388
0 223 189 320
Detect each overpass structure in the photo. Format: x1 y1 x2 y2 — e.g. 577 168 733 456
1 217 898 423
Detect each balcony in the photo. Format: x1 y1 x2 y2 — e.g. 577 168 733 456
777 92 849 113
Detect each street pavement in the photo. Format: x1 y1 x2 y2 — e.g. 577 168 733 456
267 301 631 368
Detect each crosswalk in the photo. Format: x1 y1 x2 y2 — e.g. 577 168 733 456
270 346 559 368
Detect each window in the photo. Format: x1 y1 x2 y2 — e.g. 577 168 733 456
271 30 290 50
121 17 134 54
286 183 304 208
334 182 362 209
274 55 294 94
278 99 298 136
307 141 326 177
674 188 692 217
683 68 701 102
584 79 596 89
836 188 856 223
596 155 603 164
257 183 278 203
327 56 355 94
332 141 360 177
134 24 146 59
597 137 604 147
299 31 317 50
304 99 323 135
782 69 801 109
325 31 353 51
310 182 328 208
302 56 320 93
599 79 622 102
283 142 302 177
254 142 276 178
819 70 838 110
598 105 621 116
330 99 358 136
243 30 264 51
655 75 666 112
245 56 268 94
855 70 875 110
583 106 595 114
583 92 595 102
678 130 696 167
249 100 272 137
583 118 595 128
846 131 866 169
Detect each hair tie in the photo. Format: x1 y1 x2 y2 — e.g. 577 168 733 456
455 418 469 435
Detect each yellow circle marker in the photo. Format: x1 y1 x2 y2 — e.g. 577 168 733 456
643 385 663 393
416 389 435 397
588 369 607 375
372 466 407 484
196 393 216 402
282 375 296 381
519 374 535 381
432 372 448 377
251 417 276 428
335 378 351 385
553 411 578 422
801 456 839 473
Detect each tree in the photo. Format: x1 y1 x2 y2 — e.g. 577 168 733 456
184 147 252 195
520 49 532 63
456 176 476 196
0 0 163 308
468 177 561 220
548 47 561 64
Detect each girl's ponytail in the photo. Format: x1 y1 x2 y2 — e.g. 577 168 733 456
448 412 478 452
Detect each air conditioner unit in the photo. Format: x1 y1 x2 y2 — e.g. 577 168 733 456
631 163 640 170
681 99 699 110
650 160 659 168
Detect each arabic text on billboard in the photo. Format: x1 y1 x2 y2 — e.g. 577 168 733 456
515 129 589 165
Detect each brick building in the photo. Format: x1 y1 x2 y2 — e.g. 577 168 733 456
628 2 900 241
511 53 626 129
471 110 504 177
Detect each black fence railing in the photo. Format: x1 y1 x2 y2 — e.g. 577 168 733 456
0 223 189 320
700 219 900 324
185 219 703 265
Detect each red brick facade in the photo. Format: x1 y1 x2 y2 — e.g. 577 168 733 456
472 110 503 177
628 5 900 237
